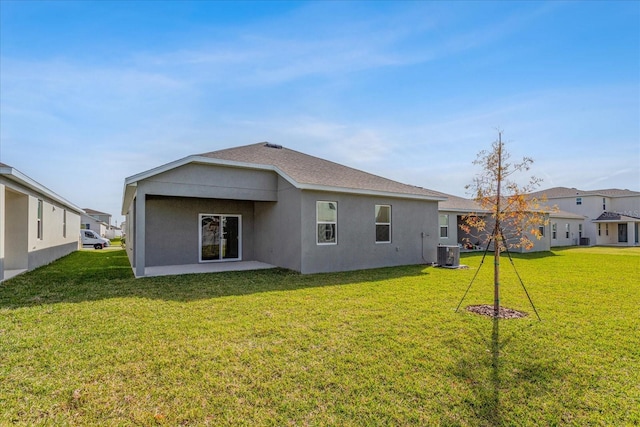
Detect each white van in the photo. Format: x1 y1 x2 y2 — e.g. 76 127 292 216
81 229 110 249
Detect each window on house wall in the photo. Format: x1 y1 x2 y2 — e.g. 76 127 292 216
552 223 557 239
375 205 391 243
576 197 582 205
538 225 545 237
602 198 606 210
439 214 449 238
37 199 43 240
598 223 601 236
578 224 583 238
565 223 570 239
63 209 67 238
317 201 337 245
605 224 609 236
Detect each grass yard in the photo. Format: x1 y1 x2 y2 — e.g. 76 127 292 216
1 247 638 426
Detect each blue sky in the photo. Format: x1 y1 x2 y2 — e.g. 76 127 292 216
1 1 638 223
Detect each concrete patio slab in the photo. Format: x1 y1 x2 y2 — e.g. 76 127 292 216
142 261 277 278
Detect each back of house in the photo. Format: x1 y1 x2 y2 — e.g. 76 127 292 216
121 142 446 277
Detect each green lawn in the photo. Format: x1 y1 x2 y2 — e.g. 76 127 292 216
1 247 638 426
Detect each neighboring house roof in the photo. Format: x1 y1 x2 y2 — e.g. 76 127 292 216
437 192 485 213
550 209 586 220
81 213 109 226
0 162 84 214
530 187 640 199
437 191 567 217
123 142 446 213
84 208 111 216
592 212 640 222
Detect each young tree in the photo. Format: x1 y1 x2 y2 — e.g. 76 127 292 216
461 131 549 317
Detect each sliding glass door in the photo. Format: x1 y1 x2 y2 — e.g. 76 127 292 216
199 214 242 262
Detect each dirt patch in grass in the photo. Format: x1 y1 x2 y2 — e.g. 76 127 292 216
466 304 528 319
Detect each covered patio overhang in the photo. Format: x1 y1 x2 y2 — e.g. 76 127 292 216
592 212 640 246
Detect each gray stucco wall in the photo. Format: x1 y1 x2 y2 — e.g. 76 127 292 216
126 162 441 275
299 191 439 274
144 196 256 267
254 177 302 271
143 163 278 201
129 164 280 273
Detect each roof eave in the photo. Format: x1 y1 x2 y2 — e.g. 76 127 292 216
1 165 84 215
297 183 446 201
121 155 444 208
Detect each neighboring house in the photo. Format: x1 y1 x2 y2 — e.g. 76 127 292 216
105 226 123 240
121 142 445 277
437 192 585 252
548 210 587 247
81 212 108 236
530 187 640 246
83 208 122 239
83 208 112 226
0 162 83 282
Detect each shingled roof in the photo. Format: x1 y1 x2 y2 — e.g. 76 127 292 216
530 186 640 199
122 142 445 214
198 142 444 199
436 192 485 212
593 211 640 222
436 190 583 220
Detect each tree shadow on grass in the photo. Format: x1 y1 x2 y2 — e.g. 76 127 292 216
461 250 559 262
0 250 433 309
444 317 569 426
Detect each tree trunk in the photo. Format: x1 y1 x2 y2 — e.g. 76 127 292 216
494 133 503 317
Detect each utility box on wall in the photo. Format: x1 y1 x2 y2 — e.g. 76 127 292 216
437 245 460 267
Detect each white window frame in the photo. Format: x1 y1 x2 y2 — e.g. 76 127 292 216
598 223 601 236
439 214 449 238
316 201 338 245
576 197 582 205
37 199 43 240
552 223 557 239
375 204 391 244
565 223 570 239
